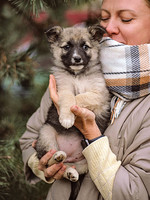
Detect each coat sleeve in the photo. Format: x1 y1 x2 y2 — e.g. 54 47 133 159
112 108 150 200
19 87 51 184
82 136 121 200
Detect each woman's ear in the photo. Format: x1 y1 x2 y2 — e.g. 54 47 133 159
88 25 107 42
45 26 63 43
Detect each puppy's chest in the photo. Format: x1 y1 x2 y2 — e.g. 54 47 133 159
71 78 92 95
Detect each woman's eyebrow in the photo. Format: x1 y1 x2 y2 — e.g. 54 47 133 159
100 9 110 14
101 8 136 15
118 9 137 16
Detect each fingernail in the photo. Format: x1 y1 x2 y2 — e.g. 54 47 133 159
49 75 53 82
49 149 56 154
57 163 63 167
72 105 78 111
61 165 66 171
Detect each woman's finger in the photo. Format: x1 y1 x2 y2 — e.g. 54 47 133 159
38 149 56 171
44 162 64 178
49 74 60 114
71 105 95 120
32 140 37 148
49 74 59 103
53 165 66 180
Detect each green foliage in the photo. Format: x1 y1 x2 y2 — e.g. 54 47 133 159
0 136 50 200
0 3 36 86
0 70 49 200
9 0 47 16
0 50 35 86
0 3 26 48
9 0 91 15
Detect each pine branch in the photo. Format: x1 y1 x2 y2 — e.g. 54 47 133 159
9 0 91 15
9 0 47 16
0 48 35 85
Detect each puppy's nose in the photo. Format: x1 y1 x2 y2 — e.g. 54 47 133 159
73 56 81 63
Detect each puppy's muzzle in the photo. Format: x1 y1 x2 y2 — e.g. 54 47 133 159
72 55 83 65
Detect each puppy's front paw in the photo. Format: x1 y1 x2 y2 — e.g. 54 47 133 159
59 113 75 129
64 167 79 182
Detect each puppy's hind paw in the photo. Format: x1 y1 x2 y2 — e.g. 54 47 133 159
54 151 67 163
47 151 66 166
64 167 79 182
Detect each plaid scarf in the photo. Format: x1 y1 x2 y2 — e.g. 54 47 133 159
100 37 150 101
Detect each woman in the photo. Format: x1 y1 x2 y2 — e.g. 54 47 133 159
20 0 150 199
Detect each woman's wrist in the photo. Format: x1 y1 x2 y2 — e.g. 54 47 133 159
83 122 102 140
81 135 105 149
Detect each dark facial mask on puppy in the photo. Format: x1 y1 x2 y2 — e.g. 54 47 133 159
45 25 106 75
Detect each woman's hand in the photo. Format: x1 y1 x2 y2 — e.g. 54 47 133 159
38 150 67 180
71 105 102 140
32 141 66 180
49 74 59 114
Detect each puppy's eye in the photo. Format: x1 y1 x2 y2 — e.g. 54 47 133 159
82 44 90 51
62 45 70 51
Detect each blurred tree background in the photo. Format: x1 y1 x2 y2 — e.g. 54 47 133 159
0 0 102 199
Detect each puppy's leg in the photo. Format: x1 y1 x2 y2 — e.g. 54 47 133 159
36 125 68 169
58 92 76 129
75 91 109 113
37 124 58 149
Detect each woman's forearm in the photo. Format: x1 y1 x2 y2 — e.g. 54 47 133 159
83 136 121 200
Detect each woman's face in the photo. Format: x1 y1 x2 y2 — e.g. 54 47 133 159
100 0 150 45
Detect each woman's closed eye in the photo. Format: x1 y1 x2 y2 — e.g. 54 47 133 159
100 13 110 22
121 18 134 23
119 11 136 23
100 17 109 22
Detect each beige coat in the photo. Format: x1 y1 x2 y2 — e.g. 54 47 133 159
20 88 150 200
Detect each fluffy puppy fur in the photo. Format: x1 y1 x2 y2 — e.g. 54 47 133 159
35 25 110 183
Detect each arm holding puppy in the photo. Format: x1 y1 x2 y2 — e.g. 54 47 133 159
20 76 67 184
28 149 66 183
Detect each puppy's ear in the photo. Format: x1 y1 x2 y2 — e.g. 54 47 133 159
88 25 106 42
45 26 63 43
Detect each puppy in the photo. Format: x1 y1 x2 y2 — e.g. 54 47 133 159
35 25 110 182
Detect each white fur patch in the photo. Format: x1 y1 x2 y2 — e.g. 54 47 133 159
64 167 79 182
70 65 84 71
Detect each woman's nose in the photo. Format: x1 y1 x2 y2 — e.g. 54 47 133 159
105 19 119 35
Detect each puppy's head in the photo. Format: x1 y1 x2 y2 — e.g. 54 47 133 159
45 25 106 75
